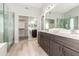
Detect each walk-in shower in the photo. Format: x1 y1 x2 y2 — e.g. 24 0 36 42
0 3 15 55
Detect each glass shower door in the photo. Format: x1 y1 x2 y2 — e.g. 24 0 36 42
0 3 14 50
3 4 9 44
0 3 4 42
4 4 14 48
8 12 14 46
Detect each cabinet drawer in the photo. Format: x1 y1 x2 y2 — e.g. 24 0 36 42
63 47 79 56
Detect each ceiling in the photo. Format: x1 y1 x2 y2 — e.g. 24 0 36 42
7 3 79 16
20 3 79 15
19 3 44 9
8 3 50 14
7 3 50 17
14 3 50 11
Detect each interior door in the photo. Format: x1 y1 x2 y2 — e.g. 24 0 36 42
19 16 28 39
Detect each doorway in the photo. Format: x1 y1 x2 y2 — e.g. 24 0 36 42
19 16 28 41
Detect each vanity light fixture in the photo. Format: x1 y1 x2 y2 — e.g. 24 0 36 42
48 4 55 12
44 4 56 15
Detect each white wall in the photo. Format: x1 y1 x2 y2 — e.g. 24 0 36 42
14 14 19 43
7 3 62 42
64 5 79 16
6 3 41 43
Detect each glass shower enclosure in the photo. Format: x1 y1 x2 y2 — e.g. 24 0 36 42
0 3 4 42
0 3 14 50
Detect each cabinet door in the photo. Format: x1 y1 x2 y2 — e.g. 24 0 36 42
39 33 44 49
38 33 43 47
43 36 50 55
63 47 79 56
50 40 63 56
38 32 41 44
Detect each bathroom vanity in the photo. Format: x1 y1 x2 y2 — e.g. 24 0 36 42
38 31 79 56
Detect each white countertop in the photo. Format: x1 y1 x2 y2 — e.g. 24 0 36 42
39 30 79 40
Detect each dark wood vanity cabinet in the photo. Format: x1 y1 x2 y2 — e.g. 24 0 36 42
38 32 79 56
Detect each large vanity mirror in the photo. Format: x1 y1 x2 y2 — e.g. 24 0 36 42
45 15 55 29
44 12 56 30
44 4 79 32
57 16 79 30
